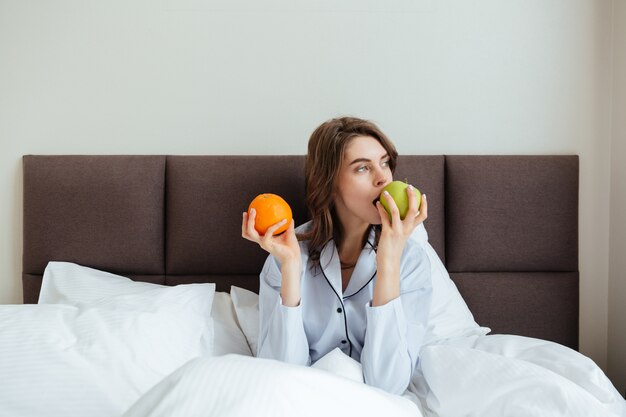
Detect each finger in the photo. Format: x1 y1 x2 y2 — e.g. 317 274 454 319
375 200 392 228
285 219 298 242
242 211 255 237
264 218 288 238
416 194 428 223
382 190 401 225
406 185 419 218
241 212 248 237
245 208 262 240
287 219 296 234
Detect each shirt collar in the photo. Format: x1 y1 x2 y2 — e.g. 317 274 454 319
318 227 378 298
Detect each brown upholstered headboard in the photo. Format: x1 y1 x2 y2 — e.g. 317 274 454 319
22 155 579 349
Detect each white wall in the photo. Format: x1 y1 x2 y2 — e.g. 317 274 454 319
609 0 626 397
0 0 620 385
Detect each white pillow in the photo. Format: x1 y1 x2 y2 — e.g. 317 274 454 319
39 261 214 313
0 302 209 417
39 261 216 355
410 225 491 344
230 285 259 355
211 291 252 356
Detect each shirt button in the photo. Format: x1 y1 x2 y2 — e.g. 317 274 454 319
341 340 347 344
336 307 343 313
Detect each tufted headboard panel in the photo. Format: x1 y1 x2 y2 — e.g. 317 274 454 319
22 155 579 349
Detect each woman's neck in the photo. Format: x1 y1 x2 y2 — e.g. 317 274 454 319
337 225 370 266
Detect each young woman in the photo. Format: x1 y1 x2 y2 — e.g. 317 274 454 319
241 116 431 395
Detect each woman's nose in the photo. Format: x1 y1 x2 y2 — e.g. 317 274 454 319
374 170 390 187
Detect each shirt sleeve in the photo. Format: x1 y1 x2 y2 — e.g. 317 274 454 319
256 254 311 366
360 245 432 395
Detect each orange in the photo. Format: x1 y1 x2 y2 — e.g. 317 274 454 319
247 193 293 236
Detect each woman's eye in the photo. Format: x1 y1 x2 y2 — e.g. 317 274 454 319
356 165 369 173
381 160 390 167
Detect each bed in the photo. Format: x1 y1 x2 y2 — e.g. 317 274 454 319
1 154 623 417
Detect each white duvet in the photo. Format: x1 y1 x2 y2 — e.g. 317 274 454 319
120 337 626 417
121 340 626 417
412 335 626 417
122 353 421 417
2 263 625 417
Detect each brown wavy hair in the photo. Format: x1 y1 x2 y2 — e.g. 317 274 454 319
297 116 398 269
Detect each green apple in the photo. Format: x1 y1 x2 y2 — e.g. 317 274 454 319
379 180 421 220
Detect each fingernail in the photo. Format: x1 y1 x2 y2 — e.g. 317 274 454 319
423 194 427 199
384 190 390 196
408 184 413 190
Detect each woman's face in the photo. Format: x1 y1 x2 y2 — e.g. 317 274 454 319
333 135 393 231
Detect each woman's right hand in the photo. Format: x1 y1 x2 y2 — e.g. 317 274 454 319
242 209 302 307
241 208 302 269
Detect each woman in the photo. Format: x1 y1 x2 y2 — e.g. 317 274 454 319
241 116 431 395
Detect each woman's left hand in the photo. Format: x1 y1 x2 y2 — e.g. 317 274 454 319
375 186 428 264
372 186 427 306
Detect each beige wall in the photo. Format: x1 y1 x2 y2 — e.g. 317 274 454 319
0 0 621 389
609 0 626 397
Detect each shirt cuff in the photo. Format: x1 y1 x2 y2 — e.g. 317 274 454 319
276 295 304 326
365 297 408 342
